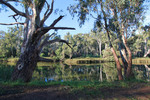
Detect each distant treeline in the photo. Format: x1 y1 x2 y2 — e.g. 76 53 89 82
0 26 150 59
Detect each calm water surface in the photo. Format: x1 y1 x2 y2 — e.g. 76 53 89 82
32 62 150 82
0 62 149 82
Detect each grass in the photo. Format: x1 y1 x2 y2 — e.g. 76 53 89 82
1 57 150 65
0 57 150 99
62 79 148 89
0 64 13 82
7 58 19 62
132 57 150 65
61 80 149 100
0 57 19 62
0 79 148 89
0 77 149 99
3 62 60 67
0 57 56 63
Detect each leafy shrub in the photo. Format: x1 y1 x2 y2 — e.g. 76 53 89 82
0 64 14 82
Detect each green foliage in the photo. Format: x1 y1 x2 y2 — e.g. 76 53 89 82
68 0 146 60
0 64 14 82
0 26 23 58
0 0 148 60
103 63 118 82
45 32 106 59
40 53 45 57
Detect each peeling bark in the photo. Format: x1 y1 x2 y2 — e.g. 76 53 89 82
11 44 39 82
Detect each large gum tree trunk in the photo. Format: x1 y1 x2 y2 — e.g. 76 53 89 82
11 44 39 82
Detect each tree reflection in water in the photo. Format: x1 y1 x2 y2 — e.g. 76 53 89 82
32 62 150 82
144 65 150 81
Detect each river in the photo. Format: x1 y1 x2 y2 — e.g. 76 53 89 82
0 62 149 82
33 62 150 82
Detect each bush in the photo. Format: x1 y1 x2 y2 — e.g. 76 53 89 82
0 64 14 82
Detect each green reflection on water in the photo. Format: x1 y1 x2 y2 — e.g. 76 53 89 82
0 62 149 82
33 62 150 82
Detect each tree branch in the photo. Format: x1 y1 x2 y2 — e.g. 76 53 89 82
22 6 30 49
35 15 75 43
41 27 75 31
0 0 27 18
0 22 24 25
50 15 64 27
44 33 56 41
40 0 54 26
46 38 72 48
37 32 56 53
5 0 20 2
36 16 64 35
38 38 72 52
41 33 56 47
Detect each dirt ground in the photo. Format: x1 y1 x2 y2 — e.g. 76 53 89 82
0 84 150 100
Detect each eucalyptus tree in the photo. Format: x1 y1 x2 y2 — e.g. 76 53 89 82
109 0 145 78
0 0 75 82
72 33 97 57
64 32 79 58
0 26 23 58
131 34 144 56
91 31 102 56
69 0 145 80
72 33 84 57
0 31 6 57
90 29 108 57
84 33 99 56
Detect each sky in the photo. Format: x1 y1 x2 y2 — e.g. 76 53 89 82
0 0 150 38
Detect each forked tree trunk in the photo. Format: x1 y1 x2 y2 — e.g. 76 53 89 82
11 44 39 82
100 1 123 80
111 48 123 80
125 46 133 78
122 35 133 79
119 48 128 76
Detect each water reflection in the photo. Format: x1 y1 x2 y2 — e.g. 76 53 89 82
133 64 150 81
0 62 149 82
144 65 150 81
32 62 150 82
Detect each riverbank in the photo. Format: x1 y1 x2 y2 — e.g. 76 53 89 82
0 57 150 100
0 57 59 63
65 57 150 65
1 57 150 65
0 80 150 100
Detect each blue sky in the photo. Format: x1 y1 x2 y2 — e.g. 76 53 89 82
0 0 94 38
0 0 150 38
